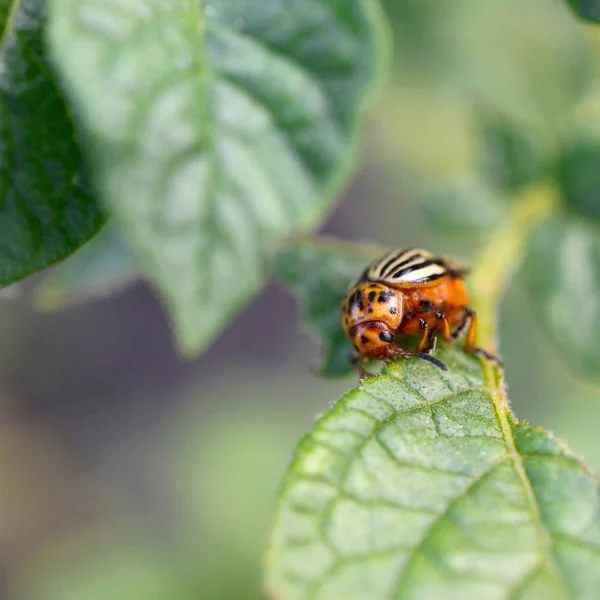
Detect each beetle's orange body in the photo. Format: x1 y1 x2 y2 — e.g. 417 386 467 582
342 248 497 375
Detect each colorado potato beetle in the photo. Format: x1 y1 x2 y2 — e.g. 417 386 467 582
341 248 498 377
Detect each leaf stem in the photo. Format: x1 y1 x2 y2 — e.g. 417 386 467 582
469 182 561 353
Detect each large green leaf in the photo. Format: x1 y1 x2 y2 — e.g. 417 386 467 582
276 238 383 377
0 0 104 286
47 0 387 355
523 217 600 379
265 347 600 599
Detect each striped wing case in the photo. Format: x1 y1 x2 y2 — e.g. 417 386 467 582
366 248 453 286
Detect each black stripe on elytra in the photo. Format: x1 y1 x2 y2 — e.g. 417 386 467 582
392 259 448 280
382 251 423 276
377 249 409 276
391 259 434 278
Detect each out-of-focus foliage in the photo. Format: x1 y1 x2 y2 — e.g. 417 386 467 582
16 529 193 600
475 110 549 194
276 239 383 376
523 218 600 377
567 0 600 23
267 348 600 599
47 0 388 356
36 227 138 310
420 175 506 237
557 138 600 220
0 0 105 286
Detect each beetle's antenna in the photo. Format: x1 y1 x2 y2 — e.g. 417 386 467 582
413 352 448 371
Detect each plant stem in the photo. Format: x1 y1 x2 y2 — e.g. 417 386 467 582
469 182 561 353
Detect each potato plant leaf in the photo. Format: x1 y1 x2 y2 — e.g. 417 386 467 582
266 347 600 599
523 217 600 379
275 239 384 377
0 0 104 287
47 0 387 355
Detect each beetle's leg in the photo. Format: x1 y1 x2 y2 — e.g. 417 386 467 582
450 315 469 342
416 318 430 352
434 310 453 342
463 307 503 365
423 333 438 355
349 348 374 380
442 318 452 342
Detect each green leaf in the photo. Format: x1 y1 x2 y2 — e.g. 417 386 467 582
476 111 548 193
0 0 104 287
265 347 600 599
566 0 600 23
47 0 388 356
275 238 383 377
556 141 600 221
523 217 600 380
36 225 138 310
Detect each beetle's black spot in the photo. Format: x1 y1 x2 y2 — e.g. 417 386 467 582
389 307 397 315
369 283 378 289
404 312 414 321
356 291 364 310
368 291 376 302
379 331 394 343
367 307 373 314
378 290 394 303
419 300 434 310
360 335 369 345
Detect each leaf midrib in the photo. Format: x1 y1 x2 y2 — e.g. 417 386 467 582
483 360 570 598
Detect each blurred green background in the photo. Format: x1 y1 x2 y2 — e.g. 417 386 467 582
2 0 600 598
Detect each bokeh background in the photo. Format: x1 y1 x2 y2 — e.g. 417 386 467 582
2 0 600 598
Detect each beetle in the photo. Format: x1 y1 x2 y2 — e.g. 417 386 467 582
341 248 498 377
